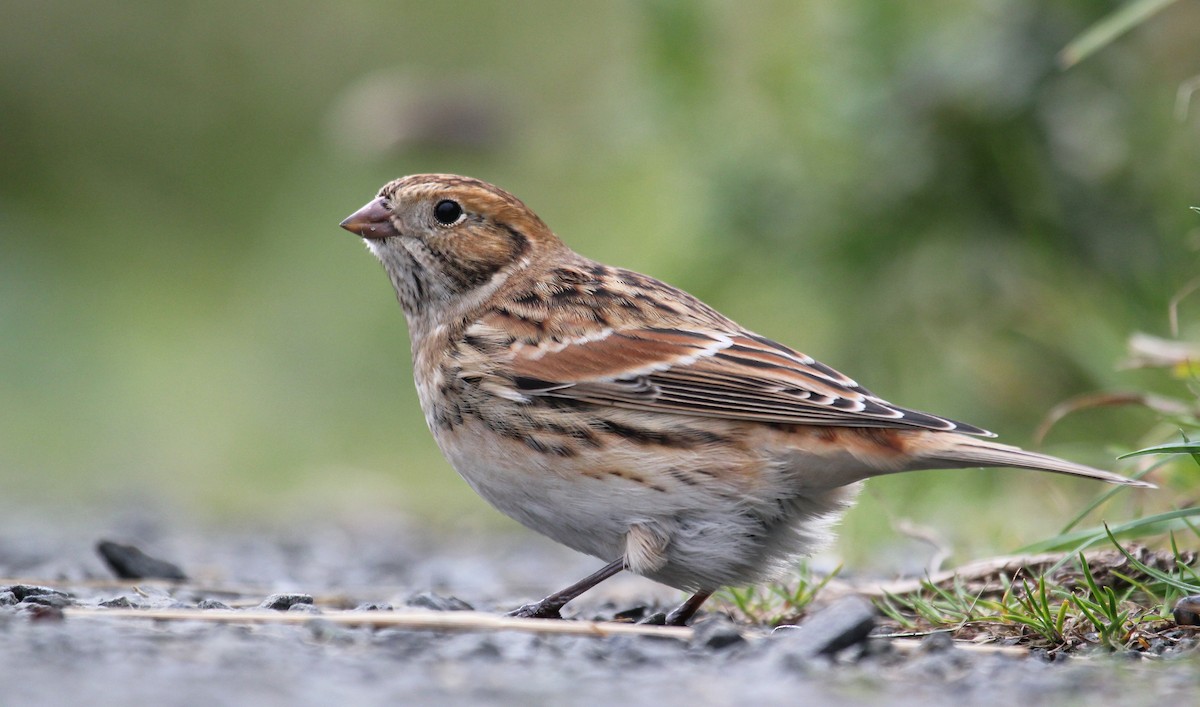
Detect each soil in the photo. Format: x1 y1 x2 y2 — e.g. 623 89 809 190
1 504 1195 706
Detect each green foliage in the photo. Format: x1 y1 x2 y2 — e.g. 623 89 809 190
715 561 841 625
1004 576 1070 646
1121 439 1200 465
1072 553 1137 649
1106 526 1200 597
872 540 1191 652
870 410 1200 652
876 577 985 633
1019 507 1200 555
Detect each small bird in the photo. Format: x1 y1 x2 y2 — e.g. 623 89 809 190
340 174 1151 625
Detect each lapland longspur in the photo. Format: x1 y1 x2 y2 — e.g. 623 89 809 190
340 174 1150 625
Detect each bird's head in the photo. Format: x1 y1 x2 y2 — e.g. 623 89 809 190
340 174 563 318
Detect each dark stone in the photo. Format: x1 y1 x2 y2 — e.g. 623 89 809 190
1172 595 1200 626
259 593 314 611
636 611 667 626
99 596 135 608
19 593 74 609
96 540 188 581
197 599 232 610
2 585 71 602
920 631 955 654
612 605 650 622
405 592 473 611
689 614 746 651
771 595 877 662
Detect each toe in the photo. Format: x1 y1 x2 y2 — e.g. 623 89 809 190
507 602 563 620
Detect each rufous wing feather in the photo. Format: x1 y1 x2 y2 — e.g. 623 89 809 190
509 326 992 435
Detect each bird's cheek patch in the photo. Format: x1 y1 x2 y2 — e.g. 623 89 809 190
444 234 527 288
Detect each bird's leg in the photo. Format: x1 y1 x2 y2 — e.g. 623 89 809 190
507 558 626 619
664 590 713 626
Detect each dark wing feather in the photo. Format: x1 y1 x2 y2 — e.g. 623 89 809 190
507 327 993 436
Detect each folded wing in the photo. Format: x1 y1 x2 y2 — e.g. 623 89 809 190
507 326 992 436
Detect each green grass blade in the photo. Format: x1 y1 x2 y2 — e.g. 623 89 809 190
1020 507 1200 554
1104 524 1200 594
1059 0 1179 68
1117 440 1200 459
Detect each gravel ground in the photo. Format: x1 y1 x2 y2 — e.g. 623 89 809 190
1 505 1196 706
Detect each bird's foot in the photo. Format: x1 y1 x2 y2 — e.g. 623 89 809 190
506 601 564 620
663 590 714 626
663 606 692 626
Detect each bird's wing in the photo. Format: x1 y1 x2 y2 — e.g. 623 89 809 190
504 326 992 435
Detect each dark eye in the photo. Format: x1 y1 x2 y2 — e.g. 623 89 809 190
433 199 463 225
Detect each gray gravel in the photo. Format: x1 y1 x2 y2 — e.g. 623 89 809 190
0 505 1195 706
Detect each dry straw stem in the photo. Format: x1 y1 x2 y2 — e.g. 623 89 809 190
842 550 1131 598
62 606 1033 658
886 639 1028 658
63 607 694 641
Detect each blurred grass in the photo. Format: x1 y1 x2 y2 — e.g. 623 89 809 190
1 0 1198 562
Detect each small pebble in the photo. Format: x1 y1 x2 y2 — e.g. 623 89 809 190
612 606 650 622
354 602 394 611
1172 595 1200 626
99 596 135 608
689 615 746 651
197 599 232 610
1 585 71 602
95 540 188 581
19 593 74 609
259 593 314 611
920 631 956 654
771 595 877 662
405 592 473 611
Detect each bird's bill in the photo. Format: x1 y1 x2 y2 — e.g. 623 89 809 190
340 198 400 240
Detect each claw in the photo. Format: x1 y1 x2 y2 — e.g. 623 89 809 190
507 602 563 620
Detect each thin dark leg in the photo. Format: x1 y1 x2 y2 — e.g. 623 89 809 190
664 590 713 626
507 558 625 620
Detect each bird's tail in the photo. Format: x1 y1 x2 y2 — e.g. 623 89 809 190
916 435 1154 488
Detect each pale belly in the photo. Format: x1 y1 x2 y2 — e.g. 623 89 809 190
428 414 862 591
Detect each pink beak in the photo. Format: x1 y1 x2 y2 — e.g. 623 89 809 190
340 198 401 240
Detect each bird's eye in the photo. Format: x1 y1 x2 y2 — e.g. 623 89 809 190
433 199 464 225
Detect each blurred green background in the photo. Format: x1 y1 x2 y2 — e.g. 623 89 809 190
2 1 1197 564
